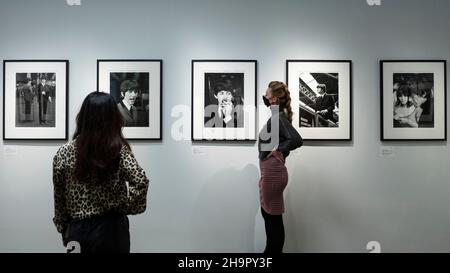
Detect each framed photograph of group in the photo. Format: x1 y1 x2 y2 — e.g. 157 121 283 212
380 60 447 141
3 60 69 140
191 60 257 141
287 60 352 141
97 59 162 140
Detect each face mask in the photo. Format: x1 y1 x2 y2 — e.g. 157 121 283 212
262 95 271 107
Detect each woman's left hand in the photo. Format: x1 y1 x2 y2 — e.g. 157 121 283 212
267 150 284 163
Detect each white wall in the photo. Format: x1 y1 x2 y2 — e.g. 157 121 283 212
1 0 450 253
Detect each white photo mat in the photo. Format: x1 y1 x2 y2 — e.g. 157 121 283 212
192 61 256 141
3 61 68 140
97 60 162 140
287 61 352 140
381 61 446 140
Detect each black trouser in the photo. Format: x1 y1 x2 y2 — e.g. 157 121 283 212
25 101 31 114
38 98 46 122
261 207 285 253
41 98 48 121
64 211 130 253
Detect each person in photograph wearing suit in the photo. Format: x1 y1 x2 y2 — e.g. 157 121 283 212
117 80 149 127
35 74 52 124
314 83 336 126
23 78 34 119
204 82 244 128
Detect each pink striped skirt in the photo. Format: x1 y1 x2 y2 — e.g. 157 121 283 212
259 155 288 215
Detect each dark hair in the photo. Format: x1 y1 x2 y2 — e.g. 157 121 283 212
73 91 130 183
213 82 231 95
120 80 139 94
396 85 413 107
317 83 327 92
269 81 293 123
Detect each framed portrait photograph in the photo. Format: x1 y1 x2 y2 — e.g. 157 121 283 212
287 60 352 141
97 59 162 140
3 60 68 140
381 60 447 141
191 60 257 141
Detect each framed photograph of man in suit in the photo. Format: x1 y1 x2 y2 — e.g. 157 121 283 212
97 60 162 140
3 60 68 140
192 60 257 141
287 60 352 141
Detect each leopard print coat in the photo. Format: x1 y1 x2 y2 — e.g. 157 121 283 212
52 140 149 233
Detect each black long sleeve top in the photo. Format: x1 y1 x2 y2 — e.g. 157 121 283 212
258 107 303 160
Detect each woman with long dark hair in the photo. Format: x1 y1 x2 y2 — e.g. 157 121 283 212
52 91 149 253
258 81 303 253
393 85 422 128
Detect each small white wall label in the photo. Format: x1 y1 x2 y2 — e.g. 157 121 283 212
192 147 207 156
367 0 382 6
66 0 81 6
380 146 395 157
3 146 18 156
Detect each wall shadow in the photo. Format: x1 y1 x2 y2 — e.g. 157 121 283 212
189 163 259 252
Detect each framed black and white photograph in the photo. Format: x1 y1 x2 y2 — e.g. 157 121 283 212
287 60 352 141
192 60 257 141
97 59 162 140
3 60 68 140
381 60 447 141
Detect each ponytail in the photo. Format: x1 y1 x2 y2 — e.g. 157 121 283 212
268 81 294 123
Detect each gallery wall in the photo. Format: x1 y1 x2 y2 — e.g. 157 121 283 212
1 0 450 252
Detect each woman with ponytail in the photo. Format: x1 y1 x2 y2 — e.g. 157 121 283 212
258 81 303 253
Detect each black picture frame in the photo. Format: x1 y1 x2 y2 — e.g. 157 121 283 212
380 60 447 141
286 60 353 141
96 59 163 141
191 59 258 142
3 60 69 141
